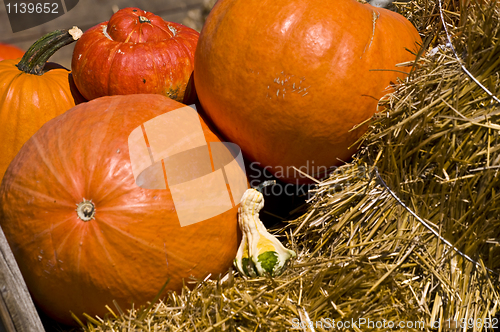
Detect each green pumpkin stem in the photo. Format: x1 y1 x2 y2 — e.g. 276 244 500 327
16 26 83 75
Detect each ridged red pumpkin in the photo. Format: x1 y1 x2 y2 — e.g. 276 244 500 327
0 43 24 61
0 28 85 183
0 94 243 325
71 7 199 103
194 0 422 183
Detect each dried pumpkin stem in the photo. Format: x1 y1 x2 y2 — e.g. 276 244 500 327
255 180 276 193
16 26 82 75
76 199 96 221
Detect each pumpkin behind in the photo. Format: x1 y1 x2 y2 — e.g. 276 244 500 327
71 7 199 103
0 43 24 61
0 94 243 325
0 28 84 183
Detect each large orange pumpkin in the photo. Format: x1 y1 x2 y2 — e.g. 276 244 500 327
0 94 245 325
0 28 85 183
71 7 199 103
194 0 422 183
0 43 24 61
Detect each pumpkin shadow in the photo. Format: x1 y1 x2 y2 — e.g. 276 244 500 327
182 71 198 106
36 305 79 332
244 160 311 228
68 73 87 105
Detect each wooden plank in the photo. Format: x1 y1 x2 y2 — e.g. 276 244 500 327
0 226 45 332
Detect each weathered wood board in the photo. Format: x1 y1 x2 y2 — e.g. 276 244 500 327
0 226 45 332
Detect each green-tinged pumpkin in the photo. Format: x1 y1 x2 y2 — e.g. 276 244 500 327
0 94 246 325
194 0 422 184
0 27 85 183
71 7 199 103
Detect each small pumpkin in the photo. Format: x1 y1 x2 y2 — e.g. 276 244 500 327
194 0 422 183
0 43 24 61
0 94 246 325
0 27 85 183
71 7 199 103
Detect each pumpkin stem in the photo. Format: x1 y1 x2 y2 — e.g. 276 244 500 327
138 16 151 23
76 199 96 221
255 180 276 193
16 26 83 76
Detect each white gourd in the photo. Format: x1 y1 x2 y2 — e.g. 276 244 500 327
234 185 296 277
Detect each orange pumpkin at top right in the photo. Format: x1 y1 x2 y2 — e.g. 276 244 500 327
194 0 422 184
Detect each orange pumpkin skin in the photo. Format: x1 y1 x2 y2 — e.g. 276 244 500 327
0 43 24 61
71 7 199 103
194 0 422 183
0 30 85 183
0 94 240 325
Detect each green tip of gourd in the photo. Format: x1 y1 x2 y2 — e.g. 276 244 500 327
258 251 279 274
